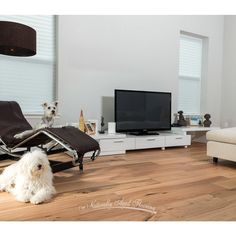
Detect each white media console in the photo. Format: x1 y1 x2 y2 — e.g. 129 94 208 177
92 130 191 156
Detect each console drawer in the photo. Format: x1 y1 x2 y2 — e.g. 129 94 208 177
135 136 165 149
99 138 125 152
165 135 191 147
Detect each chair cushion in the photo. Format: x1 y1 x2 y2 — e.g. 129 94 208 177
45 126 100 156
0 101 33 147
206 127 236 144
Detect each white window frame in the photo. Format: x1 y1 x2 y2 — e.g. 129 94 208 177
178 31 205 116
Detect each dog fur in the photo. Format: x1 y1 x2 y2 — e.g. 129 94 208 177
0 149 56 204
14 101 58 139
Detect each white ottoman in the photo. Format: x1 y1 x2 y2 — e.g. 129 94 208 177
206 127 236 163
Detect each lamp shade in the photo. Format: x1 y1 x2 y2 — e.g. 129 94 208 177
0 21 36 57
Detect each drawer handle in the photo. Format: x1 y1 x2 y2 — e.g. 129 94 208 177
175 137 183 140
147 138 156 141
113 140 124 143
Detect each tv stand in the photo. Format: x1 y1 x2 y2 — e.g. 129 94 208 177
128 131 159 136
90 131 191 156
126 132 191 151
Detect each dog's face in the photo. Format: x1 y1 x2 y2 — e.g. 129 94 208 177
204 114 211 120
42 101 58 118
18 150 51 178
29 154 49 178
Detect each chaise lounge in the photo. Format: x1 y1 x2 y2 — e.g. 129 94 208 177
206 127 236 163
0 101 100 173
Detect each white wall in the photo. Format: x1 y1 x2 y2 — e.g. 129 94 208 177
58 15 224 128
221 16 236 127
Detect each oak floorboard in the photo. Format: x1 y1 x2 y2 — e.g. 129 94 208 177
1 143 236 220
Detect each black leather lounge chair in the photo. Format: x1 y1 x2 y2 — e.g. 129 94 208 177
0 101 100 173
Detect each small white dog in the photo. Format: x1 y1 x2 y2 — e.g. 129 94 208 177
0 150 56 204
14 101 58 139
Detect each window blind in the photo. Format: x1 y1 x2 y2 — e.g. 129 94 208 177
178 34 203 114
0 15 56 114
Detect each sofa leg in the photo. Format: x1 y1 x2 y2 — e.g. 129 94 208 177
213 157 218 164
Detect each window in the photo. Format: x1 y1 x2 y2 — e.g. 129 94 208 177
178 33 203 114
0 15 56 114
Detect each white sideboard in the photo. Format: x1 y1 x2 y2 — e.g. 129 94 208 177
92 131 191 156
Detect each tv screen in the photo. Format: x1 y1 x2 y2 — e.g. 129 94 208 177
115 89 171 134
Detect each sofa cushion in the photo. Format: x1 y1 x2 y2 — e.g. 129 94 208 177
206 127 236 144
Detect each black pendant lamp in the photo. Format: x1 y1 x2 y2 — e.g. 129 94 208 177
0 21 36 57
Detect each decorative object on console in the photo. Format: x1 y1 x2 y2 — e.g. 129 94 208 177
185 116 191 126
203 114 212 127
0 21 36 56
108 122 116 134
198 119 202 126
99 116 105 134
177 110 187 127
79 110 85 132
85 120 98 135
85 121 95 135
173 113 178 124
172 113 181 127
190 115 202 126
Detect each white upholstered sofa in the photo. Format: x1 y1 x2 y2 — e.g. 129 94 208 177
206 127 236 163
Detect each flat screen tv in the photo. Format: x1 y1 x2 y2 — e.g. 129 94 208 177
115 89 171 135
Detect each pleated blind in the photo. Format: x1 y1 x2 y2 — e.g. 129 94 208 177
0 15 56 114
178 34 203 114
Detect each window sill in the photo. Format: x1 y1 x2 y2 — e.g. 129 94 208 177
25 114 61 119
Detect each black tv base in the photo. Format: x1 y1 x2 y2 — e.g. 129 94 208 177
128 131 160 136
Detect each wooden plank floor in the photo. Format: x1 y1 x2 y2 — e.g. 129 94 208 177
1 143 236 221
